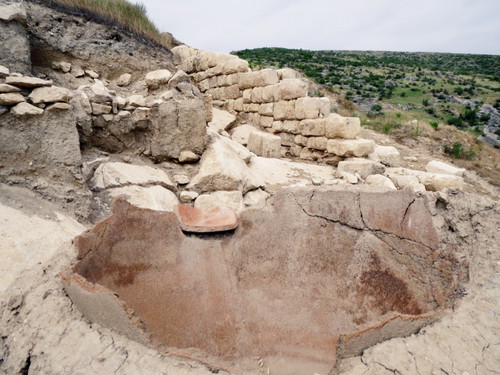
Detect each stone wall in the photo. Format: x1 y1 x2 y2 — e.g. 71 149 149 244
172 46 375 163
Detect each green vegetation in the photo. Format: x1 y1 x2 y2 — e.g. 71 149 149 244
232 48 500 134
443 142 477 160
40 0 164 46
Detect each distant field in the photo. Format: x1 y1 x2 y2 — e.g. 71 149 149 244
233 48 500 143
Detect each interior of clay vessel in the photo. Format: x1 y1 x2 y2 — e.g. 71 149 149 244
68 187 459 375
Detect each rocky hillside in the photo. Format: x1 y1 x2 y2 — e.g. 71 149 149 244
0 1 499 375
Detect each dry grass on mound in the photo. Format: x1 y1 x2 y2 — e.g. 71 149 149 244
43 0 165 47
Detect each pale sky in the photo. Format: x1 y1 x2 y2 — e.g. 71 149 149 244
141 0 500 55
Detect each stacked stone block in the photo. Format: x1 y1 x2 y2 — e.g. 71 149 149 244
172 46 378 164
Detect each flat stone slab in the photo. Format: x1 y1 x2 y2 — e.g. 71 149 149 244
174 204 238 233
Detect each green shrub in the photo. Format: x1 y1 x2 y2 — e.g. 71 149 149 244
443 142 476 160
430 121 439 129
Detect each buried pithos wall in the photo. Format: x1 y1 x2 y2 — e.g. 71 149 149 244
64 187 465 375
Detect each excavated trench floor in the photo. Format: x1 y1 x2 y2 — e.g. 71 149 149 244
64 186 461 375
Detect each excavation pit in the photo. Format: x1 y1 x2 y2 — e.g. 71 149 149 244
64 186 460 375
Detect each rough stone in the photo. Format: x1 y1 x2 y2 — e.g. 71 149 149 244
91 162 175 191
178 150 200 163
108 185 179 212
338 158 385 179
85 70 99 78
386 173 426 193
179 190 199 203
327 138 376 157
52 61 72 73
0 83 21 93
46 103 72 112
325 114 361 139
0 93 25 106
127 95 146 108
0 2 27 23
175 204 239 233
188 139 264 193
366 174 397 190
91 103 112 115
231 124 259 145
368 145 401 166
71 66 85 77
10 102 44 116
116 73 132 87
5 76 53 88
208 108 236 132
417 172 465 191
195 191 244 214
88 80 112 103
0 65 9 77
145 69 172 90
247 131 281 158
243 188 270 210
28 86 72 104
426 160 465 177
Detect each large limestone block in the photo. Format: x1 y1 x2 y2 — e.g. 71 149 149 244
222 58 249 74
327 138 376 157
307 136 328 151
258 103 274 116
208 108 236 132
108 185 179 212
417 172 464 191
150 96 208 160
295 97 330 119
261 84 276 103
425 160 465 177
91 162 175 191
238 69 279 89
171 45 196 65
274 100 296 120
274 79 308 101
273 120 300 134
247 131 282 158
325 114 361 139
188 139 264 193
195 191 244 214
28 86 72 104
299 118 325 136
145 69 172 90
5 76 53 88
338 158 385 179
386 172 426 193
231 124 259 145
210 129 255 163
368 145 400 166
277 68 301 80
